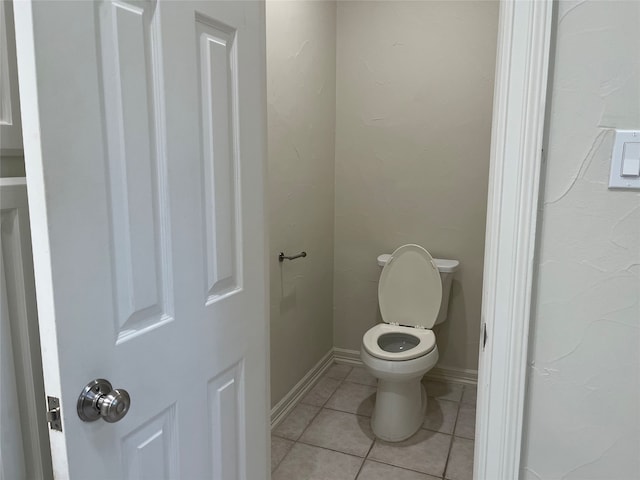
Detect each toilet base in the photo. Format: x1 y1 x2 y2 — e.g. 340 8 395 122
371 378 427 442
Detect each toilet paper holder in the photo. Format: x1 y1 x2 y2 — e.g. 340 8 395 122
279 251 307 262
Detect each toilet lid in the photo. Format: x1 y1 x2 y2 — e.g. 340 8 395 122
378 244 442 329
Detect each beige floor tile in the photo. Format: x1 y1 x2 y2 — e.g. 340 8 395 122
272 443 362 480
454 403 476 440
271 435 294 472
325 381 376 416
423 379 464 402
299 409 375 457
368 429 451 477
345 367 377 386
325 363 353 380
273 403 321 440
301 376 342 407
422 397 459 434
357 460 440 480
445 437 474 480
461 385 477 405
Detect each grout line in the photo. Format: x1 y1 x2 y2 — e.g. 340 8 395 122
322 405 373 418
291 441 368 480
327 364 373 479
274 368 476 479
296 438 369 461
442 389 464 479
270 435 295 474
363 456 451 478
319 368 353 405
354 437 377 479
298 378 347 436
293 406 323 442
272 362 353 473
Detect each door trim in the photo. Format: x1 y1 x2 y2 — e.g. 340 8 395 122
0 178 52 480
474 1 553 479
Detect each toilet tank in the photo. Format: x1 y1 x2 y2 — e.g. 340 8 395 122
377 254 459 325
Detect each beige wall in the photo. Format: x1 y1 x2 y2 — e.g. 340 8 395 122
521 2 640 478
333 1 498 372
0 155 25 177
267 0 336 406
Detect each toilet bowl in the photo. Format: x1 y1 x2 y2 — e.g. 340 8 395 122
361 244 458 442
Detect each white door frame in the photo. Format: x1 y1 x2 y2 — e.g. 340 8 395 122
475 1 553 479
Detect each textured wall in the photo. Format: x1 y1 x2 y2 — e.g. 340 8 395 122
266 0 336 406
521 1 640 478
333 1 498 372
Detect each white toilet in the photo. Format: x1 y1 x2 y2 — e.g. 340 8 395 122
361 244 459 442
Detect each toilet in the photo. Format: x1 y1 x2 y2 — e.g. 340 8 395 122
361 244 459 442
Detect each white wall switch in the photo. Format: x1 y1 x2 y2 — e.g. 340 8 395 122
609 130 640 189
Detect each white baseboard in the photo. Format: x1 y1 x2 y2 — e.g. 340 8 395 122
427 365 478 386
270 349 334 429
333 347 361 365
333 347 478 385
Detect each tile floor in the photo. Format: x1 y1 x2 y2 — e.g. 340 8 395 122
271 363 477 480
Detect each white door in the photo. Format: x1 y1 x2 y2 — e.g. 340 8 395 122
14 1 268 478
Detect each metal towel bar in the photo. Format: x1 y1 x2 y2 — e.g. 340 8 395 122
279 251 307 262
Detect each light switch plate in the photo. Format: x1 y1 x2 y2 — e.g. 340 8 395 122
609 130 640 190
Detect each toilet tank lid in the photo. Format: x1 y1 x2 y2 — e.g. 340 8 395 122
377 253 459 273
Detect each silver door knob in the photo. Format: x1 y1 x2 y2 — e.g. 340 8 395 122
77 379 131 423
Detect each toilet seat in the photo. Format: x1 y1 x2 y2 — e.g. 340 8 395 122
378 244 442 330
363 324 436 361
363 244 442 362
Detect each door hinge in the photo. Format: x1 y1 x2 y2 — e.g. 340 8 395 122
46 396 62 432
482 323 488 351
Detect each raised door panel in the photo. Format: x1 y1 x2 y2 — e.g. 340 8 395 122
196 16 242 305
98 0 174 344
121 405 178 479
208 362 244 480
